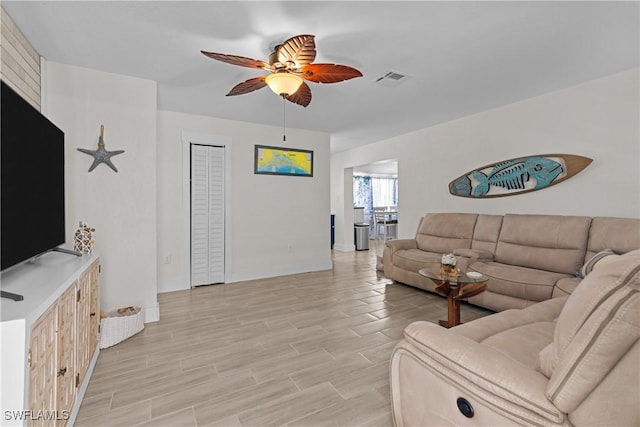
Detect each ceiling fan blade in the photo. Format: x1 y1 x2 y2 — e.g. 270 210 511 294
201 51 271 70
285 82 312 108
299 64 363 84
277 35 316 68
226 76 268 96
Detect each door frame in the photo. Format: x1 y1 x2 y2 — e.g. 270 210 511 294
181 131 233 287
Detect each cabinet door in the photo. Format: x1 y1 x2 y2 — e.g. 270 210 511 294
75 271 91 385
88 260 100 352
29 304 57 427
55 284 76 426
76 259 100 392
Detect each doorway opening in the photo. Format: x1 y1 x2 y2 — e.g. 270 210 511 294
353 159 398 255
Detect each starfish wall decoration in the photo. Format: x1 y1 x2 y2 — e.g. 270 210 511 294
77 125 125 172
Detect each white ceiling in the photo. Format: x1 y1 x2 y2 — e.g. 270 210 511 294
3 1 638 153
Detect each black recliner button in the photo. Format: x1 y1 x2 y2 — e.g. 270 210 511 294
457 397 474 418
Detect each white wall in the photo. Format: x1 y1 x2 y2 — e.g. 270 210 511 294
331 68 640 250
156 110 332 293
42 61 159 322
38 61 637 311
40 62 331 311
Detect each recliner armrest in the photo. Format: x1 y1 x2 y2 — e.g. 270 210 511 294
396 321 564 424
385 239 417 253
454 296 567 342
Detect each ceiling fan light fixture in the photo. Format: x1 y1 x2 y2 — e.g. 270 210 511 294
202 34 362 107
265 72 303 96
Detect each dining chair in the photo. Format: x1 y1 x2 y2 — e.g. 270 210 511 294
388 206 398 221
374 207 397 241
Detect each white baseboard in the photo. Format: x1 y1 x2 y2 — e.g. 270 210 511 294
229 260 333 284
333 243 356 252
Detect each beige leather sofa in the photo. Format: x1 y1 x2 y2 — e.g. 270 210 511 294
383 213 640 311
390 248 640 426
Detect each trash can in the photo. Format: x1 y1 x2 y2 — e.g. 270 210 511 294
354 222 370 251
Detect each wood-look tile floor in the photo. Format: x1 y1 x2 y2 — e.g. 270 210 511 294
75 246 493 427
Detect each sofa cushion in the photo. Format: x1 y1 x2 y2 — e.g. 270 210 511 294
545 249 640 413
495 214 591 275
455 296 567 343
471 214 503 253
538 343 554 379
469 261 572 302
482 321 556 370
585 217 640 260
552 277 582 298
453 306 558 371
415 213 477 253
467 291 534 311
452 248 494 260
391 249 440 273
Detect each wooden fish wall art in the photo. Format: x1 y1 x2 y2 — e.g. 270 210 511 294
449 154 592 198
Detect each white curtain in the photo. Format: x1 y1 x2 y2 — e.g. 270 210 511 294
371 177 398 208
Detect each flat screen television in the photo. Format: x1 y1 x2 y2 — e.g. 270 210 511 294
1 80 66 272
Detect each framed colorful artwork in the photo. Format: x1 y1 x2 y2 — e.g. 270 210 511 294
254 145 314 177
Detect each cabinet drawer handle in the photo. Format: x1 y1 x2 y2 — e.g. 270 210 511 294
90 312 96 317
57 367 67 377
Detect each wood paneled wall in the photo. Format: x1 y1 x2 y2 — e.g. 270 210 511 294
1 7 41 110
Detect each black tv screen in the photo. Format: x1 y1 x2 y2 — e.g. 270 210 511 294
1 81 66 271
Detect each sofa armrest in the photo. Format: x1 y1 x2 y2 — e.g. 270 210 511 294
385 238 417 253
453 248 495 261
397 321 564 424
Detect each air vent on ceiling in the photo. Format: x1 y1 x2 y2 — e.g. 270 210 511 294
374 71 410 87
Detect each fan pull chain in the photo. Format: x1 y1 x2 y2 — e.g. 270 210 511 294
282 95 286 142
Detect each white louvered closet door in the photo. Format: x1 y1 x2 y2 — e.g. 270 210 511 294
191 144 225 286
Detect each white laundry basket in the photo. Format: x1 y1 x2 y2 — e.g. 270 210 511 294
99 306 145 349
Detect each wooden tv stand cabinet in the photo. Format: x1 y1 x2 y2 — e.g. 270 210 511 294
1 252 100 426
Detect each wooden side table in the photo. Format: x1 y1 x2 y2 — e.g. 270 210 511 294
419 266 488 328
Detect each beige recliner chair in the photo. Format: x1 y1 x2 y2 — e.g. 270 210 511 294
390 249 639 426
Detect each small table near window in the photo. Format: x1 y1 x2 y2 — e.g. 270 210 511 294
418 266 488 328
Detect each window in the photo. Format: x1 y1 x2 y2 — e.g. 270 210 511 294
353 175 398 224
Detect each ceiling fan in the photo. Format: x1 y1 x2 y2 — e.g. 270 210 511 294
201 34 363 107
